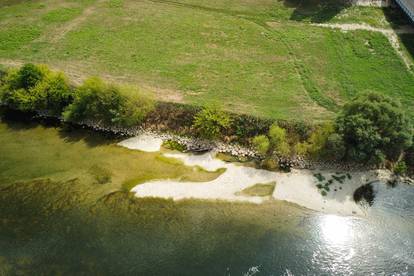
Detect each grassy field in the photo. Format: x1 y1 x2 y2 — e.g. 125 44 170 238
0 0 413 121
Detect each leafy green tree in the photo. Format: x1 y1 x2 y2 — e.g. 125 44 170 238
30 72 73 115
336 93 412 164
0 64 73 114
0 64 47 111
9 63 46 90
64 77 154 127
252 135 270 155
193 106 232 139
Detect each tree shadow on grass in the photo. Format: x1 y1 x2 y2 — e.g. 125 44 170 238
282 0 351 23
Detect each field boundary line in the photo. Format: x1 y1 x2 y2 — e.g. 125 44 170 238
312 23 414 69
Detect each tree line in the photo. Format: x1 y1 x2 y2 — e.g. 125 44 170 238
1 63 413 174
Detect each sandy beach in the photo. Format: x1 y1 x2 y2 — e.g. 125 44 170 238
118 134 392 216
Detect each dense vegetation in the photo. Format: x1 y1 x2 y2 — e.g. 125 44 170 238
336 93 412 165
0 63 72 115
0 64 154 127
1 64 413 174
193 106 232 139
64 77 154 127
253 93 413 171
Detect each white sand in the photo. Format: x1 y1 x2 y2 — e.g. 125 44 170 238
117 134 163 152
273 170 389 216
119 135 391 216
132 151 278 204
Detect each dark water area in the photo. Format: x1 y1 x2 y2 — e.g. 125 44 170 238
0 182 413 275
0 111 413 275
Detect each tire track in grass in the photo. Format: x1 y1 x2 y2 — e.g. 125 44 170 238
37 0 104 44
264 22 338 112
313 23 414 69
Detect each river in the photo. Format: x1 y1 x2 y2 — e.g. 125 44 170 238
0 115 413 275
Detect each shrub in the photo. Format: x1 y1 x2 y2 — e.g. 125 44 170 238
304 123 334 157
268 124 290 157
64 77 154 127
0 67 7 85
394 161 407 176
232 115 272 140
292 120 313 141
294 123 345 160
252 135 270 155
405 144 414 171
261 158 279 171
294 141 309 156
324 133 346 159
162 140 186 152
193 106 232 139
336 92 413 165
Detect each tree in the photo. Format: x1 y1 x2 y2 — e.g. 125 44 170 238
63 77 154 127
9 63 46 90
336 92 412 164
268 124 290 157
295 123 345 160
0 64 73 114
30 72 73 115
0 64 47 111
252 135 270 155
193 106 232 139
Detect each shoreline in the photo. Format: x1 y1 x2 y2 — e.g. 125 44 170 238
0 105 392 172
1 109 412 216
118 134 405 217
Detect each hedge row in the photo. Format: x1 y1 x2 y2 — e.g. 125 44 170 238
0 64 154 128
1 64 413 174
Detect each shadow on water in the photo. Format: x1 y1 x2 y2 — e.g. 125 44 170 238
281 0 351 23
57 124 118 148
0 108 119 148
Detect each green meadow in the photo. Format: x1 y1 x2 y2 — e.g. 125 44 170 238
0 0 413 121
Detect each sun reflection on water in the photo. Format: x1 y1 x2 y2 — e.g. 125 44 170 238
320 215 354 245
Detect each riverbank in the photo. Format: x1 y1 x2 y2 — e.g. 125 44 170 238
118 134 406 216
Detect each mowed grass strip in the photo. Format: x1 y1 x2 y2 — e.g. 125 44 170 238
0 0 413 121
274 25 414 117
26 0 325 120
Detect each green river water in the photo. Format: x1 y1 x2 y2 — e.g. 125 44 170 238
0 115 413 275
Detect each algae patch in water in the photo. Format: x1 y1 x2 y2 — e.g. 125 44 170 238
235 182 276 197
0 120 223 194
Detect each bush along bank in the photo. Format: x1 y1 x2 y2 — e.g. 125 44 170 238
0 64 413 175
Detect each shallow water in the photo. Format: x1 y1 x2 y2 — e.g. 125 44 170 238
0 118 413 275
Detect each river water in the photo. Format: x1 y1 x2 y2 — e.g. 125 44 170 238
0 117 413 275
